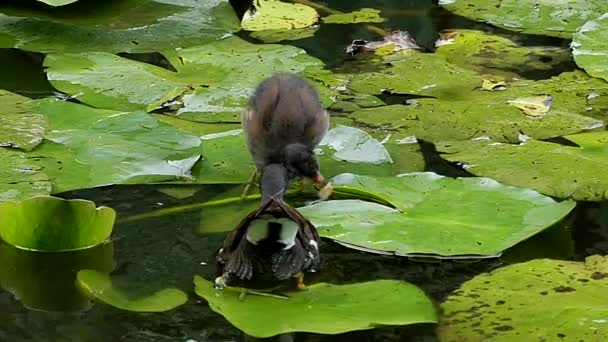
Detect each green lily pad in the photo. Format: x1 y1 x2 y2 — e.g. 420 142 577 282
0 90 46 151
435 29 571 79
439 255 608 341
350 71 606 143
0 0 240 53
37 0 79 6
0 148 51 202
0 196 115 251
77 269 187 312
322 8 385 24
194 276 437 338
32 99 201 193
439 0 608 38
437 131 608 201
250 27 319 43
44 36 340 123
298 173 575 257
241 0 318 31
572 13 608 82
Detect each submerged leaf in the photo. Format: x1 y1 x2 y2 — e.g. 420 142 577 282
437 131 608 201
572 13 608 82
439 256 608 341
241 0 319 31
194 276 437 338
77 270 187 312
299 173 575 257
0 90 46 151
0 196 115 251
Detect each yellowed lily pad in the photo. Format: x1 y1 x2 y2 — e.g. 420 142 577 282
507 94 552 117
322 8 384 24
241 0 319 31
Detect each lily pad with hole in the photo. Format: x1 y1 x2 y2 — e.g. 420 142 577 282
437 131 608 201
572 13 608 82
194 276 437 338
435 29 572 80
0 0 240 53
439 0 608 38
438 255 608 341
0 196 115 251
32 99 201 193
349 71 606 143
77 270 187 312
0 90 46 151
298 173 575 258
322 8 384 24
0 148 51 202
44 36 341 122
241 0 319 31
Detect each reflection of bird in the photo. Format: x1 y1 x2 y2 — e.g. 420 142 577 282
215 167 320 289
242 73 329 188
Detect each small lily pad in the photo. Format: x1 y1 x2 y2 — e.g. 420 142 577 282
322 8 384 24
0 196 115 251
194 276 437 338
439 255 608 341
241 0 319 31
437 131 608 201
572 13 608 82
298 173 575 257
77 270 188 312
507 94 552 117
0 90 46 151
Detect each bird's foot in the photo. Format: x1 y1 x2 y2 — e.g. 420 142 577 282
295 272 307 290
214 275 228 290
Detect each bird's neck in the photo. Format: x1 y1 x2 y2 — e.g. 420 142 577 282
260 163 288 204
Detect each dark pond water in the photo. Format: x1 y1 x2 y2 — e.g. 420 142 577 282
1 0 607 341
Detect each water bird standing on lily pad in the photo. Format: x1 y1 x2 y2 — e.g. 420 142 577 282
241 72 331 195
215 167 321 289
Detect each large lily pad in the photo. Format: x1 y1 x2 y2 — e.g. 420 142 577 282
194 276 437 338
439 255 608 341
350 71 607 143
0 196 115 251
44 36 340 123
298 173 575 257
0 90 46 151
241 0 319 31
0 148 51 202
437 131 608 201
77 270 187 312
439 0 608 38
0 0 240 53
572 13 608 82
32 99 201 193
435 29 571 79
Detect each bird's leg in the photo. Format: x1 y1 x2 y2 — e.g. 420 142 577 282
214 275 227 290
240 170 258 200
294 272 307 290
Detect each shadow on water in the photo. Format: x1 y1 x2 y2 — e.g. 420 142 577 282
0 0 605 341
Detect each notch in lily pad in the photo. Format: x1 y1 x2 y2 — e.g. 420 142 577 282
194 276 437 338
77 270 188 313
0 196 115 251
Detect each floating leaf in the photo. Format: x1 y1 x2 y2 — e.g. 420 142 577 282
481 79 507 91
250 27 319 43
0 148 51 202
0 90 46 151
194 276 437 338
572 13 608 82
0 0 240 53
44 36 339 123
77 270 187 312
241 0 318 31
0 196 115 251
298 173 575 257
439 0 608 38
322 8 384 24
437 131 608 201
439 256 608 341
507 94 552 117
36 0 79 6
32 99 201 193
350 71 606 143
